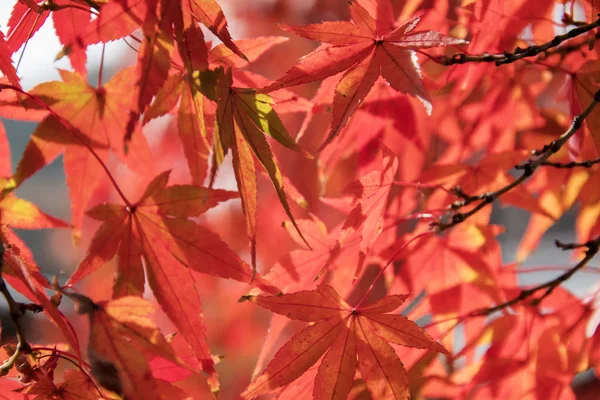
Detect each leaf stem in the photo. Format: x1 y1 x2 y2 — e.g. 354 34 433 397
81 0 101 11
98 43 106 88
14 9 41 73
393 180 453 194
36 353 104 397
32 347 91 368
355 231 432 309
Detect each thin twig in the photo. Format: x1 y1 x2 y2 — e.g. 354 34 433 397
15 10 41 73
434 88 600 232
31 347 91 369
41 0 98 14
469 237 600 316
436 15 600 66
540 157 600 168
537 31 600 61
36 353 104 397
82 0 101 11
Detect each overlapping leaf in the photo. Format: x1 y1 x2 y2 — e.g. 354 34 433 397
67 170 278 391
0 231 80 357
6 1 49 55
211 69 310 267
66 293 192 400
322 144 398 279
7 67 152 240
52 0 92 76
0 32 20 89
0 123 69 239
419 150 553 218
142 36 291 186
265 0 466 148
242 285 447 399
575 59 600 154
75 0 245 142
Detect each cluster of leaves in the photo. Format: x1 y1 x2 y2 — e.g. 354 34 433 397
1 0 600 399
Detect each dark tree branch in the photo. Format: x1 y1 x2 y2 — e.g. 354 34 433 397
434 88 600 232
0 242 34 377
81 0 101 11
436 15 600 66
562 13 589 27
469 237 600 316
537 31 600 61
539 157 600 168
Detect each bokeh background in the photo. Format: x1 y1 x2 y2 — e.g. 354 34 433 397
1 0 599 398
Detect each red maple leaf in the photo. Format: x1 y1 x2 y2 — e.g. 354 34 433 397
211 68 311 268
0 32 20 89
66 170 279 392
6 68 153 240
265 0 466 148
241 284 447 399
63 293 195 400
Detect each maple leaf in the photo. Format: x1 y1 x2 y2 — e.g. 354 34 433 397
10 351 107 400
81 0 246 142
309 77 421 178
574 59 600 154
52 0 91 77
322 144 398 279
66 170 278 391
7 67 152 240
419 150 554 218
12 349 59 396
0 122 73 277
397 225 502 296
251 213 366 379
47 370 105 400
265 0 466 148
65 293 193 400
6 1 49 55
142 36 291 186
212 68 311 267
517 168 587 261
241 285 447 399
0 32 20 89
0 378 26 399
0 231 80 358
0 123 69 234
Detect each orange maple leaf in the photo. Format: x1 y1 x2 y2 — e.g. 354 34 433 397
7 68 153 241
0 32 19 89
67 170 279 391
6 1 48 56
66 293 193 400
211 69 311 267
241 285 447 399
321 144 399 279
0 232 80 359
91 0 247 142
141 36 293 186
265 0 466 148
